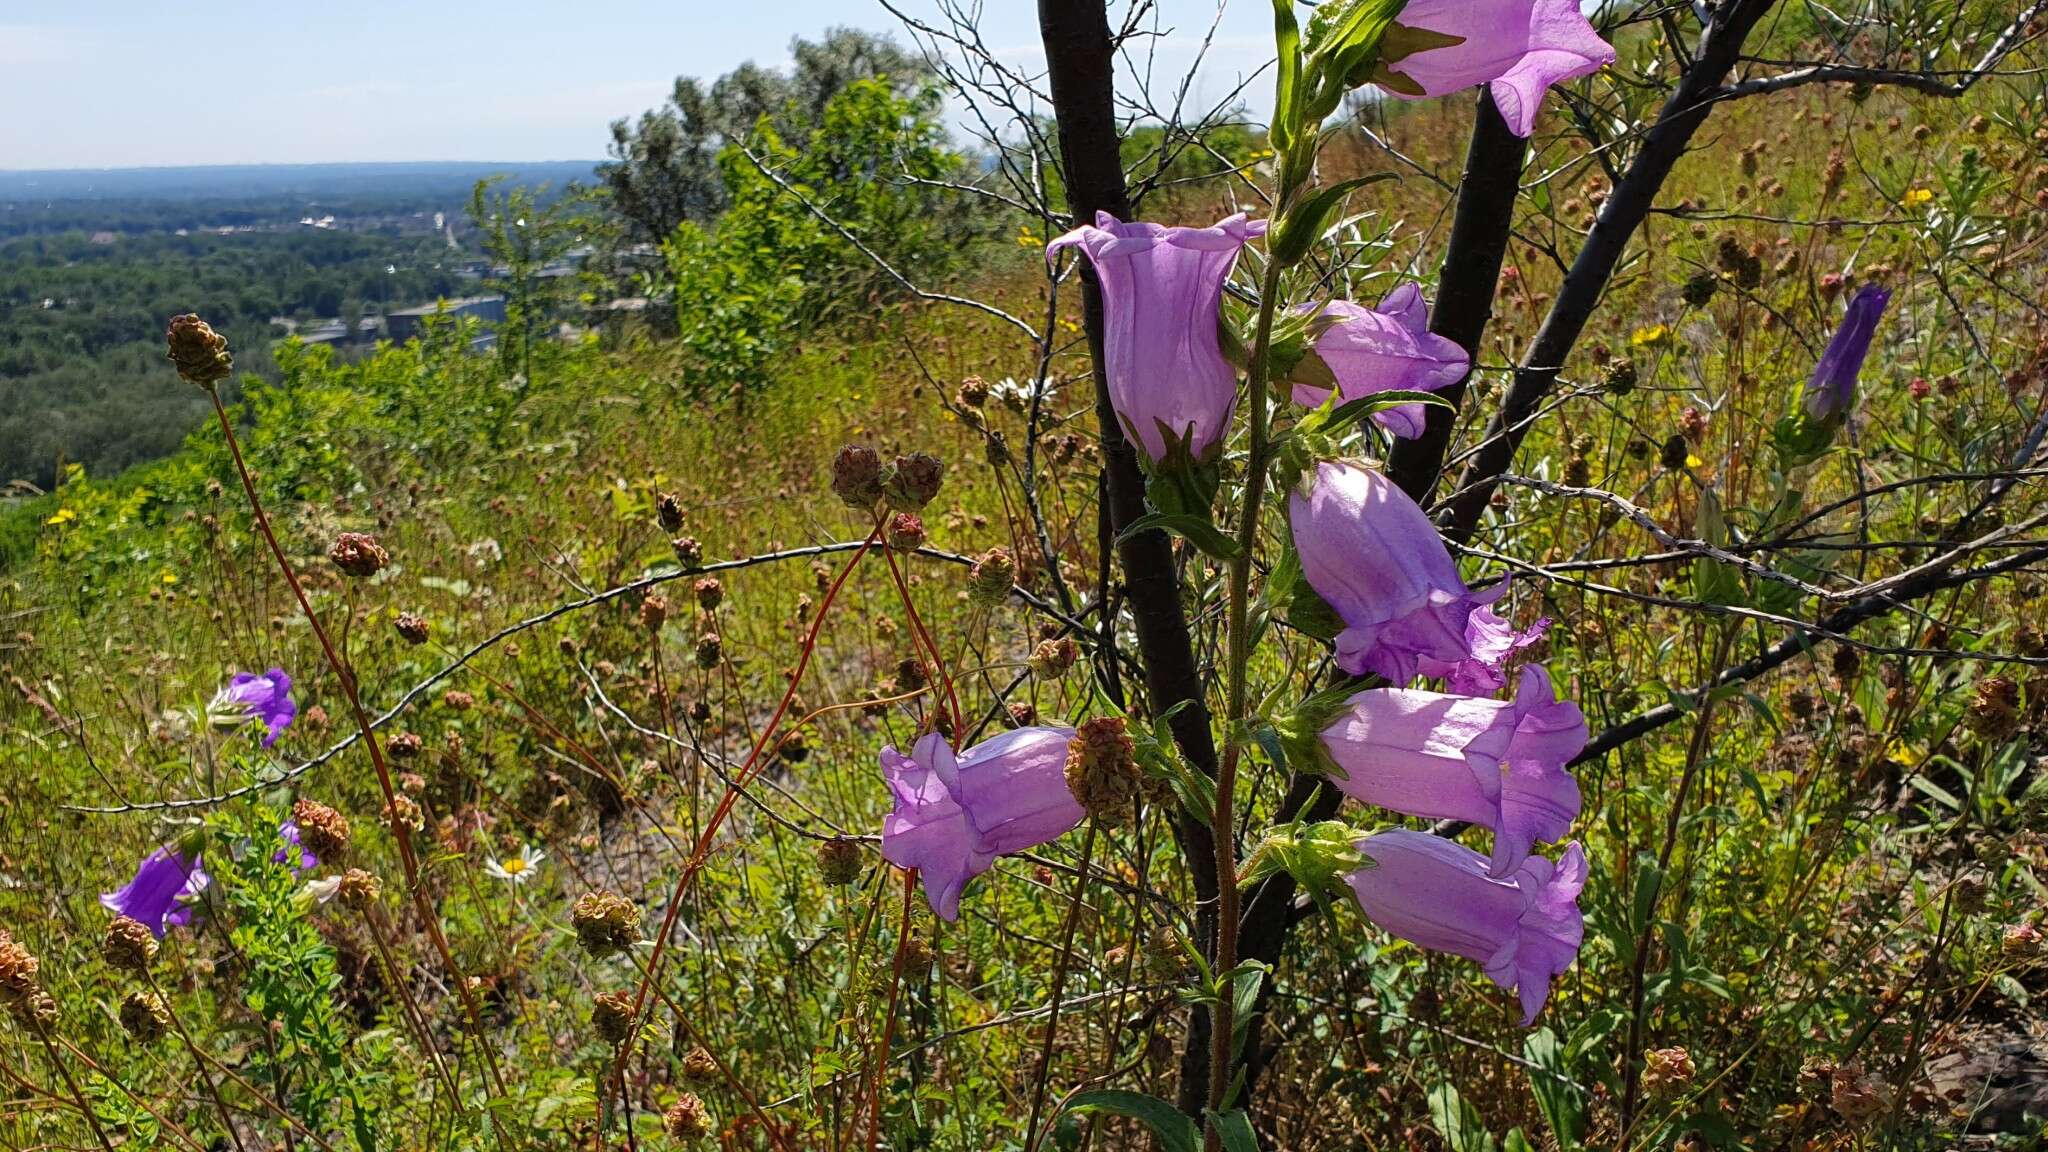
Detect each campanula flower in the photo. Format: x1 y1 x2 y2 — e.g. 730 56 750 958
1289 460 1541 689
1803 284 1892 421
1291 284 1467 438
208 667 296 748
879 726 1082 920
1046 212 1266 464
1346 830 1586 1024
1320 666 1585 876
100 848 209 938
273 822 317 873
1372 0 1616 137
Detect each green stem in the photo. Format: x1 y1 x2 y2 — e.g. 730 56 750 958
1205 247 1290 1140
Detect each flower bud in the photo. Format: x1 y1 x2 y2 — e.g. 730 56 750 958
102 916 158 974
570 891 643 958
831 445 885 510
166 314 233 387
119 990 170 1043
886 513 926 553
1064 716 1141 825
883 453 944 512
817 837 862 886
328 532 389 579
394 612 430 645
967 548 1015 607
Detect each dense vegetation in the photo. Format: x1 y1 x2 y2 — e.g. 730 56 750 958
4 5 2048 1151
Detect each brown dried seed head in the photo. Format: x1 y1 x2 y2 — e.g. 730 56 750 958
663 1092 715 1141
570 891 643 958
292 798 352 860
102 916 158 974
119 990 170 1043
166 313 233 386
591 990 637 1043
1064 717 1141 825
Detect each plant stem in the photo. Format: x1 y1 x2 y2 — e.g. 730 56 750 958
31 1015 116 1152
204 389 508 1105
1023 819 1098 1152
1206 251 1289 1140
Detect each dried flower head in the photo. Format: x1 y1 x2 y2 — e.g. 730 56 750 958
831 444 886 510
1659 434 1689 471
817 837 862 886
639 593 669 633
656 492 685 533
693 577 723 612
1064 716 1142 825
591 990 637 1043
2003 922 2045 965
1029 636 1081 681
119 990 170 1043
337 868 382 910
671 536 704 567
886 513 926 553
0 934 41 1005
1969 675 2021 738
102 916 159 974
1829 1061 1892 1124
328 532 389 579
663 1093 715 1142
694 632 723 670
681 1045 719 1082
386 731 424 760
382 795 425 833
292 799 351 860
394 612 430 645
571 891 643 958
956 376 989 407
1642 1047 1696 1097
166 313 233 387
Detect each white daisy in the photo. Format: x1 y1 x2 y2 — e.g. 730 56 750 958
484 845 546 885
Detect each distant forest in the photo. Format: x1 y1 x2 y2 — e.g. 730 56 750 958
0 164 595 489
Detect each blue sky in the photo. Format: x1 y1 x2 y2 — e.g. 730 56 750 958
0 2 1275 170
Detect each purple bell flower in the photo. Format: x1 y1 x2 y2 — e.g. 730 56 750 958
1289 460 1541 689
1291 284 1469 438
1346 829 1586 1025
1803 284 1892 421
210 667 296 748
1320 666 1585 876
100 847 210 938
1046 212 1267 464
1373 0 1616 137
879 726 1083 920
274 821 317 873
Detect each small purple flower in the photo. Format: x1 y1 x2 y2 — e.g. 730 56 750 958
1373 0 1617 137
879 726 1083 920
1320 666 1585 876
1803 284 1892 420
1046 212 1267 464
1290 460 1541 689
1345 829 1586 1025
1292 285 1468 438
210 667 296 748
100 847 210 938
273 821 317 873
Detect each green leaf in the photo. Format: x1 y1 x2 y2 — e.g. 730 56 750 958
1211 1108 1260 1152
1305 387 1457 439
1428 1083 1499 1152
1066 1091 1200 1152
1117 511 1243 561
1523 1028 1587 1151
1270 173 1397 266
1271 0 1303 156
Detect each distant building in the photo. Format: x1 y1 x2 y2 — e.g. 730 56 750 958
385 295 506 342
298 322 349 346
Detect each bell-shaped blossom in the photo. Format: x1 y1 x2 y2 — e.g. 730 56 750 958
1291 285 1468 438
1345 830 1586 1024
208 667 296 748
1320 666 1585 876
1046 212 1266 464
273 822 317 873
1290 460 1541 689
880 727 1083 920
1373 0 1616 137
1802 284 1892 421
100 847 210 938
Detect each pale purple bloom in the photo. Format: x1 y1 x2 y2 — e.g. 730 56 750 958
1803 284 1892 420
879 726 1082 920
1346 830 1586 1024
1046 212 1267 464
1290 460 1541 689
100 847 209 938
211 667 296 748
1291 285 1468 438
274 822 317 872
1374 0 1616 137
1320 666 1585 876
